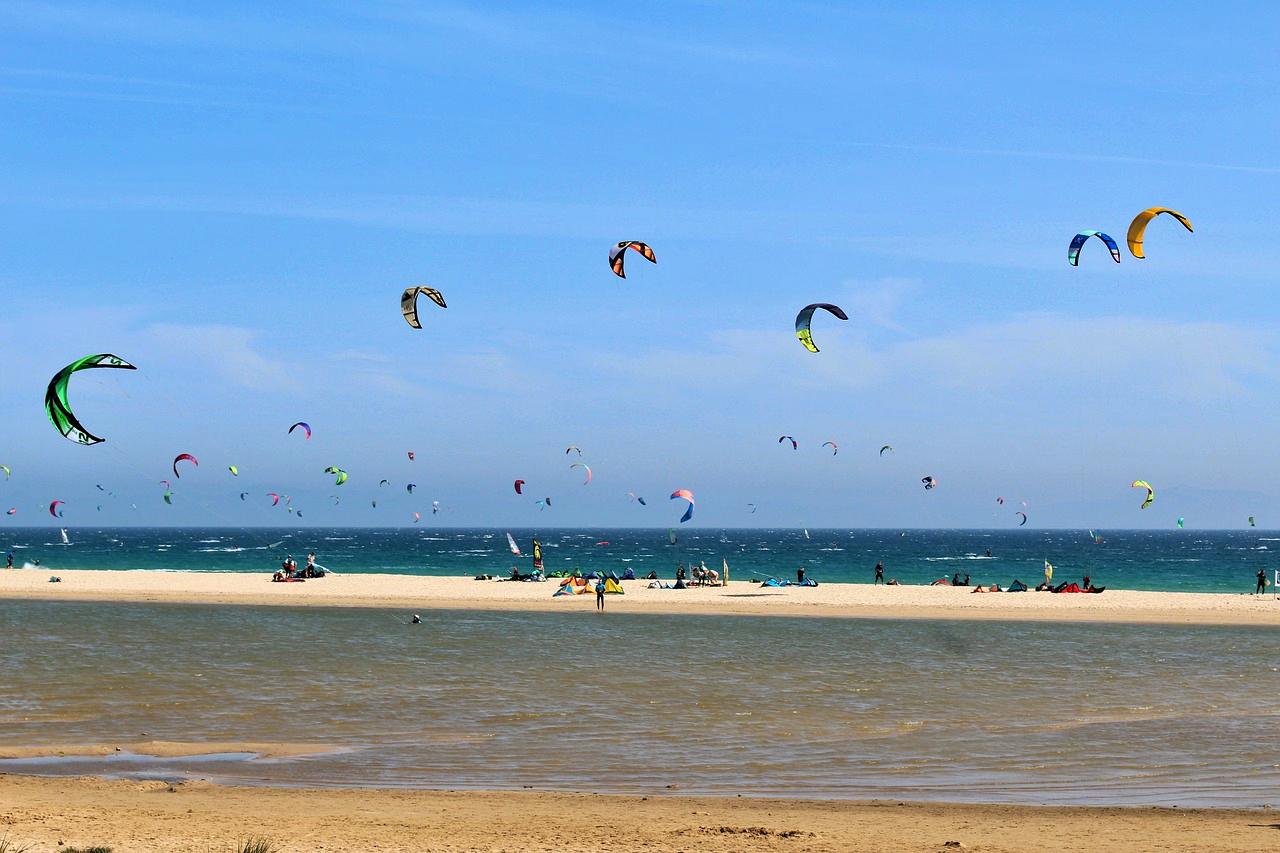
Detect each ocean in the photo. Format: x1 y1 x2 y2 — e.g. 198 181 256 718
1 600 1276 807
1 527 1275 593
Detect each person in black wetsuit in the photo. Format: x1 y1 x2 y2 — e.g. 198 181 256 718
874 561 884 585
1258 568 1269 595
797 566 806 584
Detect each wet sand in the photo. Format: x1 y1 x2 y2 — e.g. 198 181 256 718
1 567 1277 625
0 774 1275 852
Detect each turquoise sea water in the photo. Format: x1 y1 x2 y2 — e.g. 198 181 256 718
1 601 1277 806
1 527 1276 593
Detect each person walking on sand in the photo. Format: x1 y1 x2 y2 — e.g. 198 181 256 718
874 561 884 585
596 576 606 611
1257 567 1268 596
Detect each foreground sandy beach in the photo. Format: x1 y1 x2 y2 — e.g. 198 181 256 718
1 567 1276 625
1 774 1276 853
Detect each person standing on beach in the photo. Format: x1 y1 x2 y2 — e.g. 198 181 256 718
595 577 606 610
874 561 884 585
1257 568 1268 595
5 552 11 569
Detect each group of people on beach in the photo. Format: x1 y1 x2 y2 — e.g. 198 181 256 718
272 552 325 582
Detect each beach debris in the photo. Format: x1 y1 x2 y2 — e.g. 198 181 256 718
609 240 656 278
1127 207 1193 258
795 302 848 353
1067 230 1121 265
400 286 446 329
670 489 695 523
172 453 198 478
45 353 137 445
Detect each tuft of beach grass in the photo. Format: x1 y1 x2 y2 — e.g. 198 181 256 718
234 839 275 853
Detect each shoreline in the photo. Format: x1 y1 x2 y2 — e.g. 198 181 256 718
1 775 1275 853
1 567 1276 625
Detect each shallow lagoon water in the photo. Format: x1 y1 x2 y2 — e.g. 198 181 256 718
2 600 1276 806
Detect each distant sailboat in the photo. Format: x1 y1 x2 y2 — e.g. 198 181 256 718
60 528 69 545
803 528 810 540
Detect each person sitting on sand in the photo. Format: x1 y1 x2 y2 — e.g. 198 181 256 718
705 564 720 585
930 577 950 586
886 578 900 585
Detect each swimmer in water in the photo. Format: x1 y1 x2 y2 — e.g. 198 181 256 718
411 614 422 624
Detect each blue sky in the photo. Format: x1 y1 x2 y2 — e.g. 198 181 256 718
2 1 1279 528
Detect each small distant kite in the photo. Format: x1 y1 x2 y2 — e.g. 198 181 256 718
570 462 592 485
412 511 422 523
0 465 10 480
670 489 695 523
173 453 198 478
626 491 647 506
879 445 894 456
407 451 415 462
795 303 848 353
401 287 447 329
1127 207 1192 259
565 445 582 456
163 491 174 505
921 476 937 491
747 503 757 513
432 500 440 515
609 241 656 278
267 492 281 506
1249 516 1257 527
778 435 798 450
514 479 525 495
5 508 15 516
1067 230 1121 266
288 422 312 440
996 496 1005 505
45 354 137 445
822 440 838 456
49 500 65 518
1176 516 1185 529
1131 480 1155 509
1016 511 1027 526
324 466 348 486
240 492 249 501
406 483 416 494
228 465 239 477
536 497 552 510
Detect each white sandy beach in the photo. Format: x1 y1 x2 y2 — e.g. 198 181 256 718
1 568 1276 625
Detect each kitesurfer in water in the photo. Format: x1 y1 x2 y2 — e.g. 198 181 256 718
874 561 884 585
1257 568 1269 595
411 614 422 624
